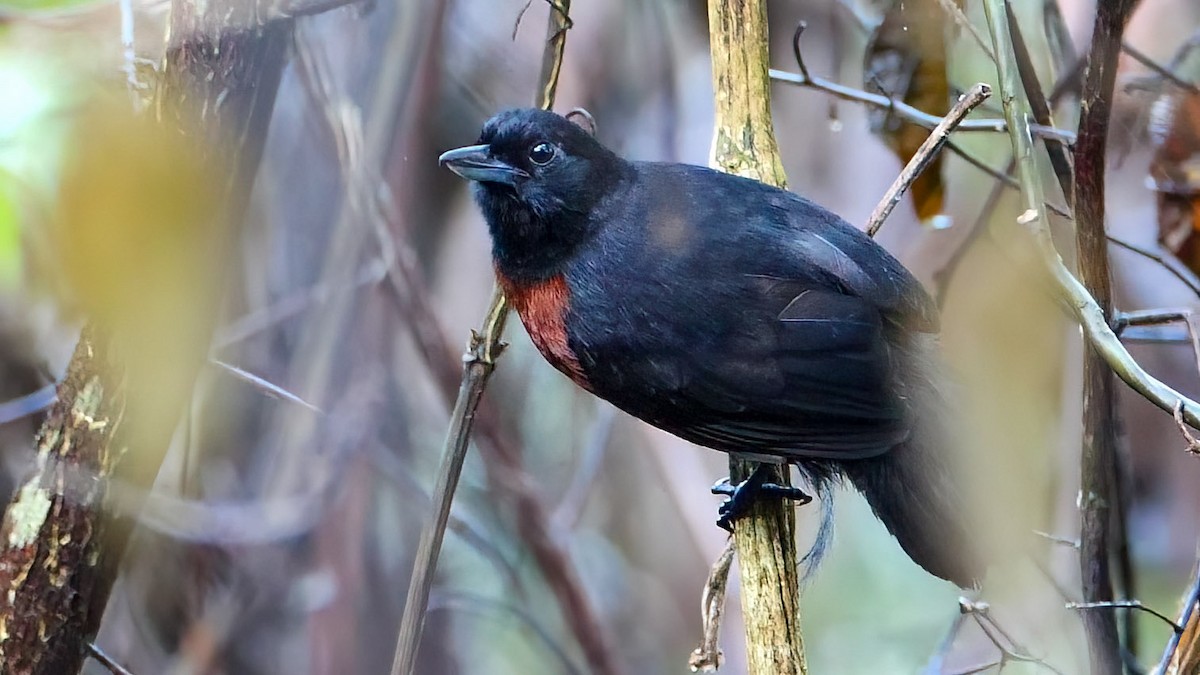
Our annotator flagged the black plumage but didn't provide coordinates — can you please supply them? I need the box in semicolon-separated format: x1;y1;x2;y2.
440;108;980;587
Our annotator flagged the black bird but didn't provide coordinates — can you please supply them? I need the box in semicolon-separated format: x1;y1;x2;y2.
439;108;980;587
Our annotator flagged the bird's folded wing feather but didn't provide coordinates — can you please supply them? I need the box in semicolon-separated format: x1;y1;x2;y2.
659;287;912;460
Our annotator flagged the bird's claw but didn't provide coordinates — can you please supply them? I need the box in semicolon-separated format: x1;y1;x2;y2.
711;468;811;532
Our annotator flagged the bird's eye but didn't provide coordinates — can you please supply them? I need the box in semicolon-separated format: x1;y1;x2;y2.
529;142;556;166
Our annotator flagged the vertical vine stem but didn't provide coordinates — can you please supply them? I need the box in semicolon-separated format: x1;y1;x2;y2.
706;0;807;673
1070;2;1140;672
389;3;572;674
980;1;1138;673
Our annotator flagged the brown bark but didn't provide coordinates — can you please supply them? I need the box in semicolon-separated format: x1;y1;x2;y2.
706;0;807;673
1073;2;1140;674
0;328;124;674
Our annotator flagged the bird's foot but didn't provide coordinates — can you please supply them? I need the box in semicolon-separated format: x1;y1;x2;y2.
711;466;812;532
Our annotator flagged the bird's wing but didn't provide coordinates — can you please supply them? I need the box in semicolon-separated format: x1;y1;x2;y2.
776;195;940;333
657;284;912;460
570;164;935;460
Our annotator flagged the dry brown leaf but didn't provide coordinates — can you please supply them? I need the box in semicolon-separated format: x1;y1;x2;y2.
1149;90;1200;274
863;0;953;222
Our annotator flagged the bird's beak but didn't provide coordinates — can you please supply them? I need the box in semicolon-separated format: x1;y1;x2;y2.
438;144;526;185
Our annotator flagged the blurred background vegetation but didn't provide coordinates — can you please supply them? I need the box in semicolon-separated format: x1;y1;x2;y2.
1;0;1200;673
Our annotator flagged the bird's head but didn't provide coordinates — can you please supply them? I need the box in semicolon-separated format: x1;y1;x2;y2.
439;108;628;281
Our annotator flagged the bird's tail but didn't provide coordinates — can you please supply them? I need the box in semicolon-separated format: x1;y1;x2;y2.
841;439;980;587
842;334;982;588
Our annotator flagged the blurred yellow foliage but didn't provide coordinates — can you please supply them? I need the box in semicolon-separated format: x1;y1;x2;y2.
50;94;231;462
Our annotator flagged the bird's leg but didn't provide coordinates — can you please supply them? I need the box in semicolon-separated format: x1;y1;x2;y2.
711;464;812;532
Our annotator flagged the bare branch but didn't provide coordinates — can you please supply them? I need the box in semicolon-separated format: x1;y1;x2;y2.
86;643;134;675
960;597;1065;674
708;2;806;673
390;5;623;675
772;23;1077;146
689;540;735;672
0;384;56;426
1034;529;1081;549
1047;0;1139;672
1005;1;1075;207
1114;309;1200;379
1068;601;1184;634
1155;561;1200;674
1106;236;1200;300
209;359;322;413
866;83;991;237
1121;42;1200;95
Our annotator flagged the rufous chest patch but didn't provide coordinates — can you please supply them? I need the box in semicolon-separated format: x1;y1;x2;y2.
497;271;588;386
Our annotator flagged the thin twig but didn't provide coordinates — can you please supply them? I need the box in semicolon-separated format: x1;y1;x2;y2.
1114;309;1200;376
0;383;57;426
932;156;1014;307
1034;529;1081;549
772;23;1077;146
934;0;996;63
1106;236;1200;299
390;4;596;675
923;611;967;674
1121;41;1200;95
208;359;322;413
1067;601;1184;634
87;643;135;675
960;598;1065;674
1005;1;1075;207
689;540;736;672
1155;561;1200;674
391;323;507;675
866;83;991;237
